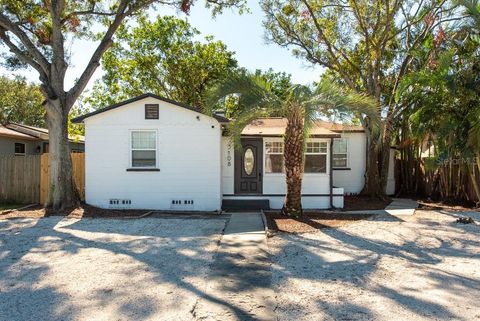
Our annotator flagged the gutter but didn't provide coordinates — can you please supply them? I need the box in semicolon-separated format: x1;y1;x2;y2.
330;138;334;209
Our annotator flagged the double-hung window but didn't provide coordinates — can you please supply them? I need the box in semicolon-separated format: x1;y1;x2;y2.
131;130;157;168
14;143;26;155
333;138;348;168
304;142;327;173
265;141;284;173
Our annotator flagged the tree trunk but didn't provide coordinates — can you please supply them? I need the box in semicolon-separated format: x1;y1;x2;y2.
468;161;480;207
45;99;78;211
282;105;304;217
379;127;393;196
361;139;385;197
361;119;392;198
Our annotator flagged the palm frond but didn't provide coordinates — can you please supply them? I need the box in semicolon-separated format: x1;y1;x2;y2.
312;80;380;123
206;70;282;149
205;70;280;115
228;106;276;150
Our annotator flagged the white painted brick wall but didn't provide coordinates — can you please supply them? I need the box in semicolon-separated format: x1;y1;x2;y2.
84;97;222;211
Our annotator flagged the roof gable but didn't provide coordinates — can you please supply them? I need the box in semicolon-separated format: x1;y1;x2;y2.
72;93;229;123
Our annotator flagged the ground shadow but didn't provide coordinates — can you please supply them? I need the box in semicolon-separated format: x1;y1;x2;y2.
0;215;263;321
269;210;480;320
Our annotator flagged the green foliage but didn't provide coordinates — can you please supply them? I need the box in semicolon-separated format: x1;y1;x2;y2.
260;0;461;121
396;22;480;160
84;15;237;111
254;68;293;100
0;75;45;126
208;71;378;148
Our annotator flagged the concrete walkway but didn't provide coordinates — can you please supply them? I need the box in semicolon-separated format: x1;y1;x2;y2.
384;198;418;215
335;198;418;216
193;213;275;321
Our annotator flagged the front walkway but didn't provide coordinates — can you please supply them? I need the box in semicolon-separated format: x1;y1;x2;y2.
194;213;275;321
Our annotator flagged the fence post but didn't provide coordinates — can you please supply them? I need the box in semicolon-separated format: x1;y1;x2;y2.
40;153;49;205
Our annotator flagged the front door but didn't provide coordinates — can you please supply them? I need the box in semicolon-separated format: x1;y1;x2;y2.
235;139;263;194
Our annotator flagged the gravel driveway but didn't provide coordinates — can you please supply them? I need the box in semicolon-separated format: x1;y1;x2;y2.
1;210;479;321
0;216;228;321
269;210;480;321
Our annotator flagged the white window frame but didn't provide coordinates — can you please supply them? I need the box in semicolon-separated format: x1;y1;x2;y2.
14;142;26;156
263;138;330;175
129;129;158;168
332;138;349;168
304;140;328;174
264;139;285;175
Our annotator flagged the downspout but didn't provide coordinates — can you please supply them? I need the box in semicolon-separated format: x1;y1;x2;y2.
330;137;334;209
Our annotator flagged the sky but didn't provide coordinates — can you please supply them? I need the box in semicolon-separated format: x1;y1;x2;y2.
0;0;323;91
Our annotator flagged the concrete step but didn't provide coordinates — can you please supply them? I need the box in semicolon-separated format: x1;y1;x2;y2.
222;199;270;211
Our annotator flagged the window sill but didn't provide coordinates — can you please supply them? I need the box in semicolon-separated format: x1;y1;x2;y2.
333;168;351;170
265;172;329;175
126;168;160;172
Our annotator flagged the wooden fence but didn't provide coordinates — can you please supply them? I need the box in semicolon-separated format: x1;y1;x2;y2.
0;153;84;205
0;155;41;204
40;153;85;204
395;158;480;205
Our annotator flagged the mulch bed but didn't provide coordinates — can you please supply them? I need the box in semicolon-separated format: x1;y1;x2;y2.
0;204;222;220
0;204;153;220
343;196;391;210
265;211;373;234
417;199;479;212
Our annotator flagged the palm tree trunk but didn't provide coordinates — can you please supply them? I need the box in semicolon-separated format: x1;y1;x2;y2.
282;105;304;217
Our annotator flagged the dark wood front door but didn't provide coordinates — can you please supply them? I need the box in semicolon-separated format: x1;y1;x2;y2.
235;139;263;194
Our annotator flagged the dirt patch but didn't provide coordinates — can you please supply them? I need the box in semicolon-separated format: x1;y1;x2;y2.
343;196;391;210
0;204;153;220
265;211;373;233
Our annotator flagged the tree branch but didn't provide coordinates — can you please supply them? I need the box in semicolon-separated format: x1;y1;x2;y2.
50;0;67;95
67;0;161;106
0;12;50;74
300;0;361;89
0;28;48;80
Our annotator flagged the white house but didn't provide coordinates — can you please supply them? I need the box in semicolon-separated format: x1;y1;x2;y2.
73;93;395;211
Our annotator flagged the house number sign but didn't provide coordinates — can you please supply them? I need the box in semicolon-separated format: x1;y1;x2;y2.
227;141;232;167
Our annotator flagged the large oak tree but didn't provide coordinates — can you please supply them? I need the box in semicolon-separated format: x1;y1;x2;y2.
0;0;245;210
261;0;463;197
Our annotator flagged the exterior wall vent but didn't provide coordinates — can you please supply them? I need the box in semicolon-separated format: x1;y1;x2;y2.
171;199;194;210
109;199;132;208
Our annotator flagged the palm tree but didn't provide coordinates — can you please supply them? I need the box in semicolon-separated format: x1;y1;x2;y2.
208;72;379;217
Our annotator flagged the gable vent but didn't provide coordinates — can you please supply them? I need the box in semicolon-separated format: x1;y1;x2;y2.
145;104;159;119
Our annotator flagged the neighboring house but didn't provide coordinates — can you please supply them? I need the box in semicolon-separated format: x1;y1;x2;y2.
72;93;395;211
0;123;84;156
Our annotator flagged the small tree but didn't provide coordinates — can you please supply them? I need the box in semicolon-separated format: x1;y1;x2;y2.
0;75;44;126
85;15;238;111
209;72;378;216
0;0;245;210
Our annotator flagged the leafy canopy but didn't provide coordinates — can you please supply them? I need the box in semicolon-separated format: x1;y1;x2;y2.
85;15;237;111
0;75;45;126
